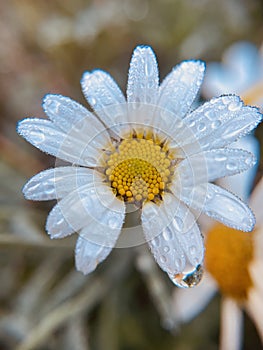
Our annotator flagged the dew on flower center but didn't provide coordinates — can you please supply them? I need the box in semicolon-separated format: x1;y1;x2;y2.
104;134;175;204
205;223;254;301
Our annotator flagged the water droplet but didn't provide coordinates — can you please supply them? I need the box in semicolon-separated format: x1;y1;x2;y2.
45;186;55;195
171;264;204;288
163;227;174;241
245;157;253;165
189;245;196;255
241;217;253;229
89;97;97;106
152;235;161;247
215;154;227;161
211;120;221;129
31;131;45;144
108;217;118;229
160;255;167;263
173;216;184;231
226;161;237;171
48;100;60;113
204;110;215;120
145;59;154;76
188;119;195;127
146;95;152;104
228;100;242;111
164;246;170;253
175;258;182;270
197;122;206;132
221;96;230;105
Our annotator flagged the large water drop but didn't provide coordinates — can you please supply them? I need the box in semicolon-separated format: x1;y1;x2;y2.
170;264;204;288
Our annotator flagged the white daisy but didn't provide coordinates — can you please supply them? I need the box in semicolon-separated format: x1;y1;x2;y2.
173;135;263;348
17;45;261;287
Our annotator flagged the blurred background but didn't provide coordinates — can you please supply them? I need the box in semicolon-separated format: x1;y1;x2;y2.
1;0;263;349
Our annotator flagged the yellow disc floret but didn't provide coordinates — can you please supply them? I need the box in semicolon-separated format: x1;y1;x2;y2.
205;223;254;301
105;136;174;204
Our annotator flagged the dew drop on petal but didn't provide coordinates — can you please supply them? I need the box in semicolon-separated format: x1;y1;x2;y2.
170;264;204;288
226;161;237;171
31;131;46;144
89;97;97;106
160;255;167;263
163;227;174;241
228;100;242;111
107;217;119;230
197;122;206;132
214;154;227;162
189;245;197;255
245;156;253;165
211;120;221;129
152;235;161;247
173;216;184;231
163;246;170;253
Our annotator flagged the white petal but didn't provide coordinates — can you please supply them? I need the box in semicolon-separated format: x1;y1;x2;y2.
172;273;217;323
172;182;255;231
158;60;205;119
141;194;204;276
246;288;263;344
170;95;243;147
17;118;105;167
75;218;122;274
127;46;159;105
218;135;260;201
249;177;263;225
42;94;109;147
46;177;125;239
81;69;127;131
23;167;93;201
75;236;112;275
174;148;256;188
220;297;243;350
179;102;261;154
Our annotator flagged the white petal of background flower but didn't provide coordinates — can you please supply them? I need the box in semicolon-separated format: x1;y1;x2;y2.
174;183;255;231
46;179;125;240
172;273;217;323
249;177;263;226
246;288;263;344
158;60;205;119
220;297;243;350
23;167;93;201
203;42;263;98
17;118;105;167
174;148;256;188
127;45;159;105
43;94;110;148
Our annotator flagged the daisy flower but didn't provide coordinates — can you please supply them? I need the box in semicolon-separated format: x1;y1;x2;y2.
173;135;263;348
202;41;263;107
17;45;261;287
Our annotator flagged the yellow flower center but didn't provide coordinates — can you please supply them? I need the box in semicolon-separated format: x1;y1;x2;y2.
205;223;254;301
105;134;175;204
